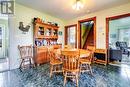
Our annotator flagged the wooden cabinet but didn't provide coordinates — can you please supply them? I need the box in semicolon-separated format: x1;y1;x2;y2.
94;49;107;65
34;22;59;46
34;46;48;64
33;18;60;65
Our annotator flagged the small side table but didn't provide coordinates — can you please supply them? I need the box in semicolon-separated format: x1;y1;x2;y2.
94;49;107;65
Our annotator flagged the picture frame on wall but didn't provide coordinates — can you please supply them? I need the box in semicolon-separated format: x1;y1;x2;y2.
58;31;62;35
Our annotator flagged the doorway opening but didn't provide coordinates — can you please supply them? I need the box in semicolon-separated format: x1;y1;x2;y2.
106;13;130;66
78;17;96;49
64;24;77;48
0;16;9;72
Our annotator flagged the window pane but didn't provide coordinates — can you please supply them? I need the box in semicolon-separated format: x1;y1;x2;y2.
67;26;76;48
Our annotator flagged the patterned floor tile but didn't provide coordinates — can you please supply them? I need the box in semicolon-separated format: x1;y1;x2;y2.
0;63;130;87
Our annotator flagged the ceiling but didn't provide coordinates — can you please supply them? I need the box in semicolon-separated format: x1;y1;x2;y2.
16;0;130;20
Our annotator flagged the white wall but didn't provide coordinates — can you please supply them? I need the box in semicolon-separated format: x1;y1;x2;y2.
8;3;65;69
66;3;130;49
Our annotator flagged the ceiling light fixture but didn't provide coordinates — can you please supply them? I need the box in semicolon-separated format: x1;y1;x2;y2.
72;0;84;11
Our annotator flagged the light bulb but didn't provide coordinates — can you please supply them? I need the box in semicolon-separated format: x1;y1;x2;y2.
72;0;84;10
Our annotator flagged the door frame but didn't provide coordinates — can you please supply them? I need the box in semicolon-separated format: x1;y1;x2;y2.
106;13;130;49
78;17;96;49
64;24;77;48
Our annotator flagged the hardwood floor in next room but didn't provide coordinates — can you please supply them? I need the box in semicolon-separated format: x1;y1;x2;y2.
0;64;130;87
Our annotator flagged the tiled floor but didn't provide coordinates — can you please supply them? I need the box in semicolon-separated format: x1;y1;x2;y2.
121;55;130;65
0;63;130;87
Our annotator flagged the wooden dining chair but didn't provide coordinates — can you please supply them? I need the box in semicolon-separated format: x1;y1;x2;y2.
49;47;63;78
64;45;72;49
79;49;93;75
87;46;95;62
62;50;80;87
18;45;34;70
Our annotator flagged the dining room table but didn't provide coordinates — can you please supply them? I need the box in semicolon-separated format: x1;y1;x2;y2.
53;48;91;59
52;48;91;83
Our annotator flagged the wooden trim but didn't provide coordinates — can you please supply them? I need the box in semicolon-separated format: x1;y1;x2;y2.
106;18;109;49
65;24;77;28
106;13;130;63
106;13;130;21
64;24;77;48
64;27;68;45
78;21;80;48
94;17;96;49
78;17;96;49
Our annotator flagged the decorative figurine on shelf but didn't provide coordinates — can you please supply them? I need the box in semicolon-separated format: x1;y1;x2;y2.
19;22;30;34
54;23;58;26
33;17;37;22
58;31;62;35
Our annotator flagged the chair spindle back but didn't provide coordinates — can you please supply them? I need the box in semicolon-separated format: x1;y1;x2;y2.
18;45;33;59
62;50;80;71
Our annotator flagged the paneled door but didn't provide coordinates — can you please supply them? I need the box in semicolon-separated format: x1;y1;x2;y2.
78;17;96;49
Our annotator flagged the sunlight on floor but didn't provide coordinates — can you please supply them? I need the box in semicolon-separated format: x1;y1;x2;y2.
0;73;4;87
0;58;9;72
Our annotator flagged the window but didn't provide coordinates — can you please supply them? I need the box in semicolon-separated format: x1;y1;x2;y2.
68;26;76;44
65;24;77;48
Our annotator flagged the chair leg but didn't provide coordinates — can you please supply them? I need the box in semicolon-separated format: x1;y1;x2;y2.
29;58;32;68
76;74;79;87
19;59;24;70
64;72;67;86
50;65;53;78
88;64;93;76
79;63;82;74
31;57;35;67
23;59;26;69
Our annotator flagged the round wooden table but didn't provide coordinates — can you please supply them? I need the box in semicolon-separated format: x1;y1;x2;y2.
54;48;90;58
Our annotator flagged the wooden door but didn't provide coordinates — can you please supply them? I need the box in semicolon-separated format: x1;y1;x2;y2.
78;17;96;49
